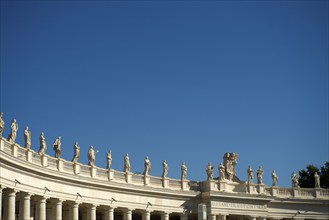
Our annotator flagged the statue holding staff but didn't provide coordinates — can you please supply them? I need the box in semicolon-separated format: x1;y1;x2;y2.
24;126;31;150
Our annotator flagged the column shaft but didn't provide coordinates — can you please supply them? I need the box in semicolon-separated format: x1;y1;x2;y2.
4;190;16;220
72;203;79;220
161;212;169;220
19;193;31;220
36;197;47;220
124;209;132;220
143;211;151;220
87;204;97;220
55;199;63;220
104;207;114;220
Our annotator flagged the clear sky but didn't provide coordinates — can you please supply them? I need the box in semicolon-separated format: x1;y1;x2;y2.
1;0;328;187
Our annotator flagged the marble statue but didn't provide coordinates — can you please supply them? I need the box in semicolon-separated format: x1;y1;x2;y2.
143;156;151;176
181;162;187;180
256;166;263;184
106;150;112;169
272;170;278;186
162;160;168;178
52;136;62;158
124;153;131;172
206;162;214;180
218;163;226;181
0;112;4;136
8;119;18;143
247;165;253;184
39;132;47;155
24;126;31;150
71;142;80;163
223;152;238;181
314;172;320;188
291;171;299;188
88;145;98;166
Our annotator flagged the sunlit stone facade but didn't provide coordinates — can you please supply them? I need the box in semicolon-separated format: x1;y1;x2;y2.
0;136;328;220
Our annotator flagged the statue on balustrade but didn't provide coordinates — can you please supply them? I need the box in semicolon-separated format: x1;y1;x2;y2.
181;162;187;180
88;145;98;166
124;153;131;172
291;171;300;188
206;162;214;180
143;156;151;176
162;160;168;178
223;152;238;181
314;172;321;188
39;132;47;155
24;126;31;150
0;112;4;137
256;166;263;184
71;142;80;163
247;165;253;184
272;170;278;186
107;150;112;169
52;136;62;158
218;163;226;181
8;119;18;143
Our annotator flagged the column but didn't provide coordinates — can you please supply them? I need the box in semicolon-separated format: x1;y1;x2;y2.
104;207;114;220
249;217;257;220
19;192;31;220
181;213;188;220
220;215;227;220
0;187;3;220
161;212;169;220
143;210;151;220
35;196;47;220
4;189;16;220
124;209;132;220
72;202;79;220
86;204;97;220
209;214;216;220
55;199;63;220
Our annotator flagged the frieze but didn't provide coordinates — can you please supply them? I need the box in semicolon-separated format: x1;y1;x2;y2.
211;201;267;210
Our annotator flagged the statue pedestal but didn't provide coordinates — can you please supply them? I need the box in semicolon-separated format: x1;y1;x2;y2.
41;155;48;166
256;184;265;194
271;186;278;196
203;180;218;191
247;183;257;194
162;178;169;188
0;138;4;151
218;180;227;192
218;180;245;193
73;163;80;175
90;165;97;178
57;159;63;171
292;187;300;197
181;180;189;191
144;175;150;185
314;188;321;198
125;172;132;183
26;150;32;162
108;169;114;181
11;144;17;157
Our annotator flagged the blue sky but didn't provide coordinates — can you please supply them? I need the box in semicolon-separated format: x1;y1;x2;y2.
1;1;328;187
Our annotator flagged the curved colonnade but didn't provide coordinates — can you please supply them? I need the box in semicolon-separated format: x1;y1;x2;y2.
0;137;329;220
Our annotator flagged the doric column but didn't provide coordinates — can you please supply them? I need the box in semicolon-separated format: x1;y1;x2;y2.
181;213;189;220
104;206;115;220
209;214;216;220
161;212;170;220
54;199;63;220
4;189;16;220
220;215;227;220
143;210;151;220
124;208;133;220
35;196;47;220
86;204;97;220
19;192;31;220
72;202;79;220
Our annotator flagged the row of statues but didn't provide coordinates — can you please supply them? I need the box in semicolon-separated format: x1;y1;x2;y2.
0;114;322;187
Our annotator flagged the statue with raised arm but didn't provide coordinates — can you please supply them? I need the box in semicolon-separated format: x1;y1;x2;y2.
124;153;131;172
181;162;187;180
106;150;112;169
143;156;151;176
206;162;214;180
71;142;80;163
162;160;168;178
52;136;61;158
314;172;320;188
291;171;299;188
218;163;226;181
88;145;98;166
272;170;278;186
223;152;238;181
39;132;47;155
8;119;18;143
247;165;253;184
256;166;263;184
24;126;31;150
0;112;4;137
